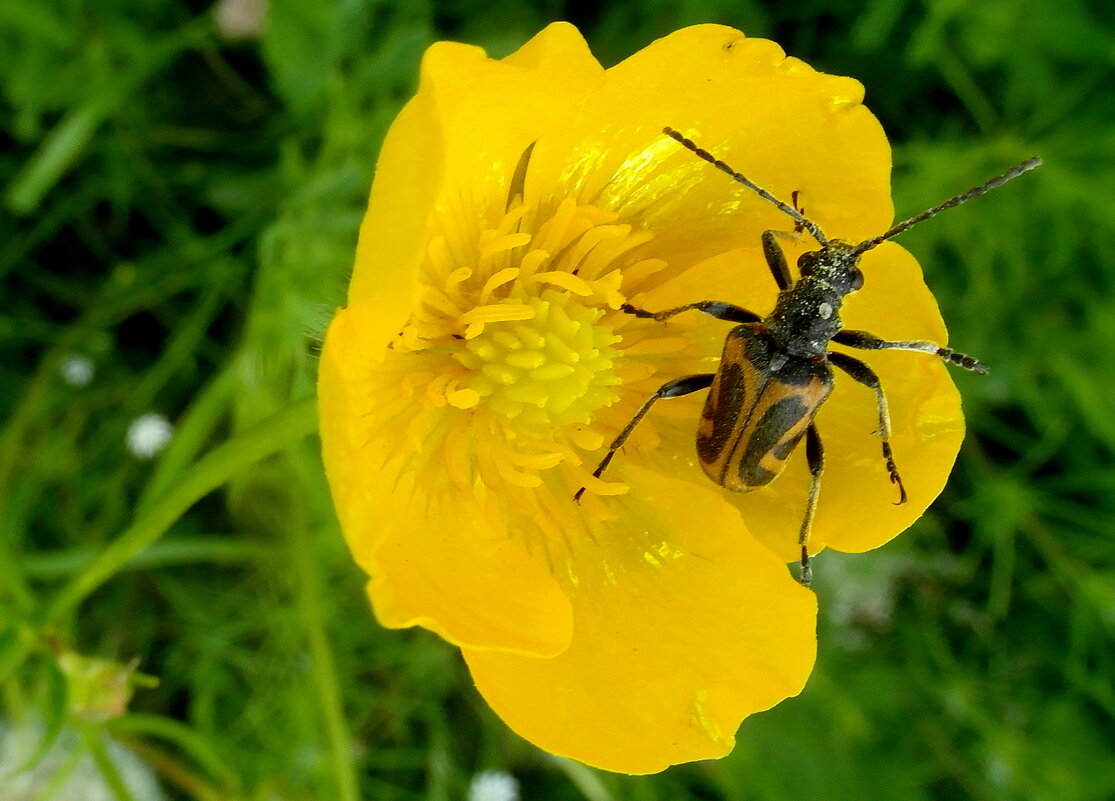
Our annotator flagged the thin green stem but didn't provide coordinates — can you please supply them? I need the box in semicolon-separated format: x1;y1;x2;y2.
80;721;138;801
288;449;361;801
110;713;240;798
553;757;615;801
20;537;270;578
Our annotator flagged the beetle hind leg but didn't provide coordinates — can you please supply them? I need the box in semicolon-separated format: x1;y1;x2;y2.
799;424;824;588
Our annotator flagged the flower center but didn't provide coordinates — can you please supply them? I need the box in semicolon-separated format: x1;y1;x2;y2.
380;197;686;501
454;290;622;426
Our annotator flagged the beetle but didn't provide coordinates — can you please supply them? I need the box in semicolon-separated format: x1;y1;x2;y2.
576;127;1041;586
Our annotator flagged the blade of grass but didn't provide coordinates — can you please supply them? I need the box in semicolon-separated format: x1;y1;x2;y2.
80;721;138;801
135;363;239;515
553;757;615;801
42;395;318;625
4;17;211;215
287;446;360;801
110;713;240;796
293;539;362;801
20;536;271;578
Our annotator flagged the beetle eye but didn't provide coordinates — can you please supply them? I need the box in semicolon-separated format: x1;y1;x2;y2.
797;252;819;276
850;268;865;291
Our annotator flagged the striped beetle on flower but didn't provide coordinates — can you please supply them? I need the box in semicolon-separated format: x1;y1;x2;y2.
579;127;1041;585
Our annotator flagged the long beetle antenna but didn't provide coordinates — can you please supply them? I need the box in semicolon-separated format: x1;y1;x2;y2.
663;127;830;247
663;126;1042;258
853;157;1043;255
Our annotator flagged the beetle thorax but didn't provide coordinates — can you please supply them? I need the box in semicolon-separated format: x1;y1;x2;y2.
763;241;864;357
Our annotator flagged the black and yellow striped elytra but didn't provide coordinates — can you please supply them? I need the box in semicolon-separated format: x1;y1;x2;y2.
575;127;1042;587
697;324;832;492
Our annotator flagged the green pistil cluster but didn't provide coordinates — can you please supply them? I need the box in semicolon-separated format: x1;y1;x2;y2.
456;291;622;426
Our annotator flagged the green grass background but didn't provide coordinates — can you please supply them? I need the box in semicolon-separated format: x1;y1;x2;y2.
2;0;1113;799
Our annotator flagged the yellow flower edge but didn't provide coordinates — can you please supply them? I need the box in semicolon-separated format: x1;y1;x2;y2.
319;21;965;772
464;465;816;775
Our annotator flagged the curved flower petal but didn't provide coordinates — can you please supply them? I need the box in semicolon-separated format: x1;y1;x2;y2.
523;24;893;273
320;20;970;774
464;466;816;774
320;308;574;655
346;22;605;348
323;23;611;655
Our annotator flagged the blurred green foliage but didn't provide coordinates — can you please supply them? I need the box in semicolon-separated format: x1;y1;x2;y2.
1;0;1113;799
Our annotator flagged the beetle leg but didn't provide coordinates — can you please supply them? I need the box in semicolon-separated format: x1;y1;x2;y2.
620;300;760;324
833;329;988;374
799;423;824;588
827;351;908;505
761;229;798;290
574;373;715;502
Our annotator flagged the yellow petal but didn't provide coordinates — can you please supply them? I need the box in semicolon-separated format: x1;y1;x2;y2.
343;66;442;350
499;20;602;84
523;25;892;275
463;466;816;774
346;23;605;350
370;495;575;656
319;309;574;655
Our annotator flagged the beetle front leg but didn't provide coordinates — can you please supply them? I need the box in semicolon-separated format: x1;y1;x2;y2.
620;300;761;324
574;373;715;502
833;329;988;374
760;229;797;291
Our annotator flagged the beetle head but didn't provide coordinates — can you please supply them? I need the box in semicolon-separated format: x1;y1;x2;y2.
798;241;865;295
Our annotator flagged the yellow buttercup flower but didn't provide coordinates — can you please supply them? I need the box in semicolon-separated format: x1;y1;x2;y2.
319;23;964;773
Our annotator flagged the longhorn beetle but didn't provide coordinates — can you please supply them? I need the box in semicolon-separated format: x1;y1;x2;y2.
576;127;1041;587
